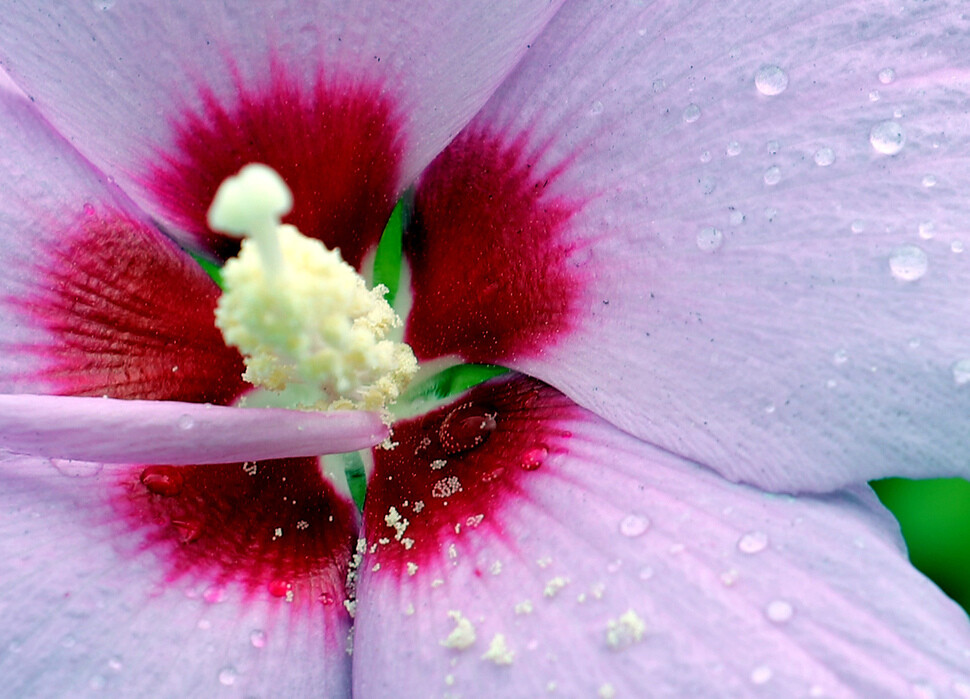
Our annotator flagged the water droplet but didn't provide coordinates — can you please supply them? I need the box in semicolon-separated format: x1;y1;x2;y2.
250;629;267;648
177;414;195;430
850;219;865;234
651;78;666;93
171;518;202;543
921;174;937;188
218;666;238;686
638;567;654;580
108;656;123;671
869;121;906;155
319;591;335;606
267;579;290;597
763;166;781;186
203;585;225;604
877;67;896;84
911;681;937;699
765;599;794;622
893;107;904;119
755;65;788;96
438;402;497;455
868;89;881;102
589;100;604;116
889;245;928;282
720;569;740;586
764;207;778;222
50;458;102;478
952;359;970;385
813;147;835;167
521;446;548;471
833;349;849;366
750;665;773;685
918;221;935;240
619;514;650;538
82;202;96;217
682;103;701;123
696;227;723;252
89;675;107;691
699;176;717;195
140;465;184;496
737;530;768;554
726;141;741;157
92;0;116;9
766;140;779;155
729;210;745;226
951;240;964;254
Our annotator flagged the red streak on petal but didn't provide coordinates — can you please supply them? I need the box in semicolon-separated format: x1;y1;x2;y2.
13;208;246;404
364;376;575;574
114;458;357;610
146;65;404;269
404;129;585;363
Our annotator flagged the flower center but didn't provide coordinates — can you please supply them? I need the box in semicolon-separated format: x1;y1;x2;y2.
209;163;417;413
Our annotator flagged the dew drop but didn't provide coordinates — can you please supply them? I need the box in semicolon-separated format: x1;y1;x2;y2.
918;221;935;240
813;147;835;167
921;174;937;188
720;569;740;586
438;402;497;455
92;0;116;9
765;599;794;622
726;140;741;157
951;240;964;254
267;579;290;597
766;140;779;155
50;458;103;478
82;202;96;217
521;446;548;471
651;78;666;93
203;585;226;604
869;121;906;155
699;176;717;195
754;65;788;96
638;567;654;581
171;518;203;544
868;89;881;102
177;414;195;430
218;666;238;686
833;349;849;366
140;465;184;496
889;245;928;282
750;665;773;685
737;530;769;554
877;67;896;84
589;100;604;116
850;219;865;234
729;210;745;226
763;166;781;186
682;103;701;123
696;226;724;252
250;629;267;648
952;359;970;386
619;514;650;538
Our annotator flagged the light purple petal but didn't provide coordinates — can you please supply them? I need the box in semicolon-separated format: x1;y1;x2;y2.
446;0;970;491
0;0;563;251
0;454;356;696
0;395;386;463
353;378;970;697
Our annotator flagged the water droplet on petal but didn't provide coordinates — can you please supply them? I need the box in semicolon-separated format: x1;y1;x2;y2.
729;210;745;226
720;569;740;586
951;240;964;254
619;514;650;538
171;518;203;543
218;666;238;686
763;166;781;186
911;681;937;699
878;67;896;84
850;219;865;234
737;530;768;554
140;465;184;496
766;140;779;155
813;147;835;166
869;89;881;102
521;446;548;471
699;150;712;163
889;245;928;282
50;458;103;478
203;585;226;604
652;78;666;93
438;402;497;455
82;202;96;217
589;100;604;116
696;227;724;252
921;174;937;188
250;630;267;648
750;665;773;685
638;567;654;580
918;221;935;240
869;121;906;155
833;349;849;366
952;359;970;385
726;141;741;157
754;65;788;96
267;579;290;597
682;103;701;123
177;414;195;430
765;599;794;622
92;0;116;10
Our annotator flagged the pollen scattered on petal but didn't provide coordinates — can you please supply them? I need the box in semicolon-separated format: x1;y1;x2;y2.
210;164;416;413
441;610;476;650
481;633;515;665
606;609;646;650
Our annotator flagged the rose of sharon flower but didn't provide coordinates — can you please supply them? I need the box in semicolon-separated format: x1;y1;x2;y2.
0;1;969;697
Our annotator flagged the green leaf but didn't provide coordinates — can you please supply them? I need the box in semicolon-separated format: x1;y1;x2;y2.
342;451;368;511
189;251;224;289
372;194;410;306
403;363;510;403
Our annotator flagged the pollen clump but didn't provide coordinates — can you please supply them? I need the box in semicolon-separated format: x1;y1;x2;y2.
209;163;416;412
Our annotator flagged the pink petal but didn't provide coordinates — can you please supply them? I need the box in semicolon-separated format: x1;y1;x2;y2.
353;377;970;696
0;1;563;260
404;0;970;491
0;454;356;696
0;88;247;404
0;395;386;463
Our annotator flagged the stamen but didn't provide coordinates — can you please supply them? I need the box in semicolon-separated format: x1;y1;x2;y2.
208;164;417;413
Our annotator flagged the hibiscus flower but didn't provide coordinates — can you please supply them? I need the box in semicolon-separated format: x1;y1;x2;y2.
0;1;968;696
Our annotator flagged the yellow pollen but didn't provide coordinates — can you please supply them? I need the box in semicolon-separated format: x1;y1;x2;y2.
208;163;417;412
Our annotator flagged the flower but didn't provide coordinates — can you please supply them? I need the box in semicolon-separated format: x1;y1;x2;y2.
0;1;969;697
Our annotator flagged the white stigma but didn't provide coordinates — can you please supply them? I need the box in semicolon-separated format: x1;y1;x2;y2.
208;163;417;413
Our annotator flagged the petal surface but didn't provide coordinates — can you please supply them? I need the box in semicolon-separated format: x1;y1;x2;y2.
404;1;970;491
353;377;970;697
0;454;358;696
0;0;563;260
0;88;247;404
0;395;386;464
